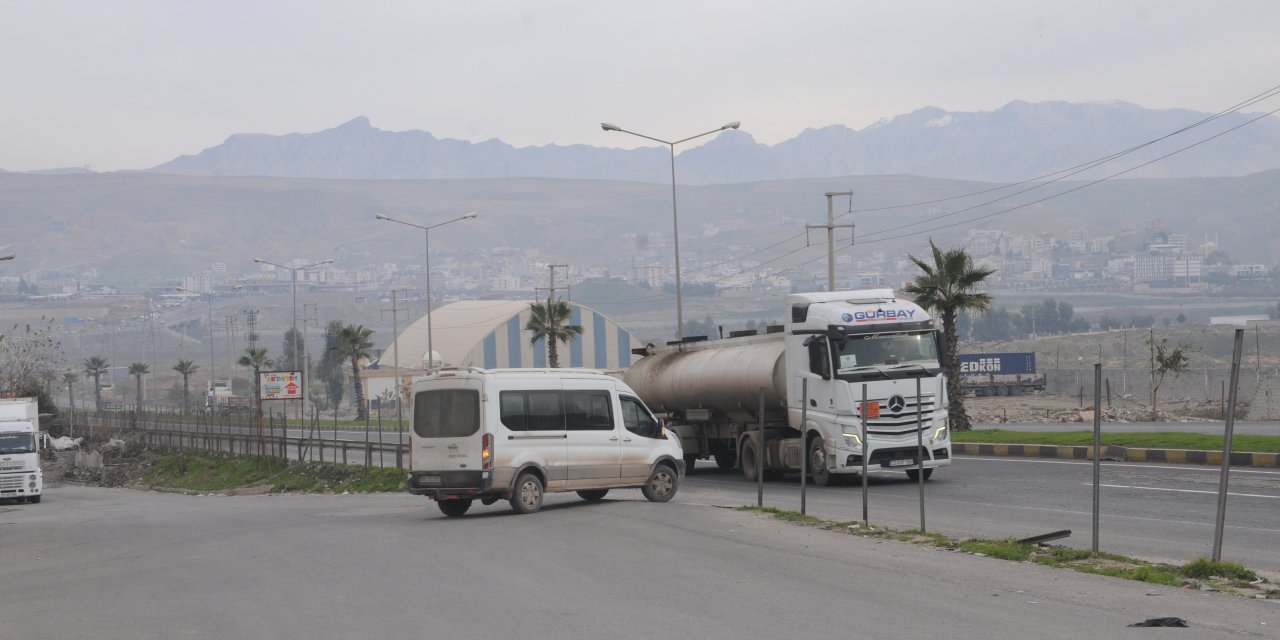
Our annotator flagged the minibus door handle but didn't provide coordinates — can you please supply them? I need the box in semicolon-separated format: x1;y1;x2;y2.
621;437;631;442
609;436;619;441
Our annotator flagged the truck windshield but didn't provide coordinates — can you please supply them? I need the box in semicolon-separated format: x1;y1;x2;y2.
834;331;939;376
0;432;36;454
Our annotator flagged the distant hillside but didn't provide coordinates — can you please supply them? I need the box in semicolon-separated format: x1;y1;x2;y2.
148;101;1280;183
3;170;1279;283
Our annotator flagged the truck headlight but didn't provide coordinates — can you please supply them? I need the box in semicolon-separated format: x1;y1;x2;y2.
930;424;948;442
29;474;37;481
842;433;862;446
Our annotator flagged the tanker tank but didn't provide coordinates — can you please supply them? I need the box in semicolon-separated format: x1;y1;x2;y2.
623;334;787;414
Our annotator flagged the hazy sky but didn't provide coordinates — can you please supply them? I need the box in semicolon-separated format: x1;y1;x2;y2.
3;1;1277;171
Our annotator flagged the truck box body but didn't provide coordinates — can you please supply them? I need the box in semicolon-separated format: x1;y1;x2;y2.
960;352;1045;396
0;398;44;503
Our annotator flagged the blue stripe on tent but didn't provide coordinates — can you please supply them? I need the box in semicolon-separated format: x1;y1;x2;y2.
533;333;546;367
507;316;522;367
483;333;497;369
570;307;583;368
617;328;631;367
594;313;607;368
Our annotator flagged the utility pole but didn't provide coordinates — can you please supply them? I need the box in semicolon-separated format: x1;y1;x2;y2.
806;192;855;292
381;291;410;468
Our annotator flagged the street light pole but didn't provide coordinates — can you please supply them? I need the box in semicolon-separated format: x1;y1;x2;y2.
177;286;243;410
252;258;333;372
375;212;478;371
601;120;740;339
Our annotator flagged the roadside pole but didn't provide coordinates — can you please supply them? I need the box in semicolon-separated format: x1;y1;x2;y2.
861;383;869;525
1212;329;1245;562
915;377;925;533
800;379;808;515
1092;362;1102;553
757;387;765;507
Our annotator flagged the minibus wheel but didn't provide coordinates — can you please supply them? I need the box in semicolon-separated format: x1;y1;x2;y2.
642;464;678;502
510;472;544;514
906;468;933;482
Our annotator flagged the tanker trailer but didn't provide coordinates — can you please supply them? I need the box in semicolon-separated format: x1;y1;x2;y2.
624;289;953;484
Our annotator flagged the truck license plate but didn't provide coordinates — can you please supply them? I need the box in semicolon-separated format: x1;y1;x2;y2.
420;475;441;484
888;459;914;467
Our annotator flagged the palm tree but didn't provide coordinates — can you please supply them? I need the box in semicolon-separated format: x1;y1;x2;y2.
525;298;583;368
82;356;110;411
238;348;274;418
332;324;374;420
173;359;199;414
903;240;996;432
128;363;150;410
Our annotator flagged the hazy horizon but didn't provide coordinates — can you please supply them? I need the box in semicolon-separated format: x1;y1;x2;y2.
3;1;1278;172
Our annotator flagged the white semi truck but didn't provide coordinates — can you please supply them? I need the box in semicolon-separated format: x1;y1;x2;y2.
0;398;45;503
623;289;951;485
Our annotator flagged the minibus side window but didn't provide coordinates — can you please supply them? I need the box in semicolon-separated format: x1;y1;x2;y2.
500;391;528;431
565;390;614;431
621;395;660;439
526;390;565;431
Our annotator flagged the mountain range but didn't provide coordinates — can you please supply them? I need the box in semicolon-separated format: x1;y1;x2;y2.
147;101;1280;183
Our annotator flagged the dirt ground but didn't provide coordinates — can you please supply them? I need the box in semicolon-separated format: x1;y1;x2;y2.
964;392;1222;424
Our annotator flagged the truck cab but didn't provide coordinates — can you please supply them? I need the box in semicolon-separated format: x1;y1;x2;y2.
0;398;44;504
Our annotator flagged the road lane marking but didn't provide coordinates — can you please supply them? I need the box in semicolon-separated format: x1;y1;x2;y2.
958;456;1280;476
1087;483;1280;500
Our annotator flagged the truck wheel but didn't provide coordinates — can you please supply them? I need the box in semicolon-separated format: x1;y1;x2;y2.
576;489;608;501
28;495;41;504
740;438;761;481
906;468;934;482
683;454;699;475
715;450;736;471
437;499;472;517
809;438;831;487
510;472;544;514
641;464;679;502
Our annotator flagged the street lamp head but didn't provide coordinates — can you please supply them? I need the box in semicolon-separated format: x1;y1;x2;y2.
723;121;741;130
0;254;14;261
463;212;478;219
322;259;335;264
375;214;390;220
600;123;621;132
253;258;265;264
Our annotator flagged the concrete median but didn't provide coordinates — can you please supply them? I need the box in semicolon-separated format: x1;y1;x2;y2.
953;442;1280;468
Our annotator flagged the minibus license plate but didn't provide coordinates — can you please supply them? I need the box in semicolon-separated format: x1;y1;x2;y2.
421;475;441;484
888;459;914;467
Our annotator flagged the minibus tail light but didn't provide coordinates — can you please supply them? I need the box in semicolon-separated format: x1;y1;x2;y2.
481;433;493;470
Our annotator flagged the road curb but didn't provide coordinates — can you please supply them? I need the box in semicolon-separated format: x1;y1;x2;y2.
953;443;1280;468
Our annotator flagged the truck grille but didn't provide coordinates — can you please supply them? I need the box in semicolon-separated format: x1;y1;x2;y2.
0;475;24;491
864;393;937;434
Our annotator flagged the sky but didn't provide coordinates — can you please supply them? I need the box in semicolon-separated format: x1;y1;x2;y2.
2;0;1278;172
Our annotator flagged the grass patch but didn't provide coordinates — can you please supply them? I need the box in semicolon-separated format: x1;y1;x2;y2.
737;506;1272;598
138;452;406;494
955;429;1280;453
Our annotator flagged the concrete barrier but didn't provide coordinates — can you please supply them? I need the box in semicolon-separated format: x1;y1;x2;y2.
953;443;1280;468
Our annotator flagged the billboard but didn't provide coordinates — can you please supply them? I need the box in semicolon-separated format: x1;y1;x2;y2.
959;352;1037;376
259;371;303;400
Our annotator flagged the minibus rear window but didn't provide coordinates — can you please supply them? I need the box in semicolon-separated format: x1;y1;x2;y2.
413;389;480;438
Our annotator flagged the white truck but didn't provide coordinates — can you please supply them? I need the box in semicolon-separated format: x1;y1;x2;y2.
623;289;951;485
0;398;45;503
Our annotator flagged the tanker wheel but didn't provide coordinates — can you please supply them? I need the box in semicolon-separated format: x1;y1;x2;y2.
809;437;831;487
715;450;737;471
740;438;761;481
906;468;933;482
684;454;699;475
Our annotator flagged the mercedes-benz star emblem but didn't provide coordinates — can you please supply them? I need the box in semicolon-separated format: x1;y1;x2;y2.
887;395;906;414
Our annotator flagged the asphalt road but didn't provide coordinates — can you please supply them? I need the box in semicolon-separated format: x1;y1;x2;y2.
3;486;1277;640
683;456;1280;574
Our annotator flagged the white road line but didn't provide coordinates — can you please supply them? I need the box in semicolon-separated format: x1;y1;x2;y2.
958;455;1280;476
1088;483;1280;500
